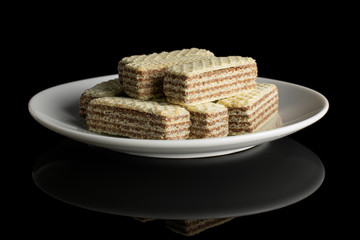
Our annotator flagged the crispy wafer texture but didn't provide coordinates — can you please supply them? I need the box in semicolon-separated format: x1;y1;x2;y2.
119;48;214;68
118;48;215;100
184;102;228;139
82;49;280;140
165;218;235;236
86;97;191;140
79;78;124;118
164;56;258;105
168;56;256;76
217;83;279;135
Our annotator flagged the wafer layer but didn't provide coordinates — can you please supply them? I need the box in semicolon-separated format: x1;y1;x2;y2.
165;218;234;236
184;102;228;139
164;56;257;105
79;78;124;118
118;48;214;100
217;83;278;135
86;97;191;140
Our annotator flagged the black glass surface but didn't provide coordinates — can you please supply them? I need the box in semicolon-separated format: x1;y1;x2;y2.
33;137;324;220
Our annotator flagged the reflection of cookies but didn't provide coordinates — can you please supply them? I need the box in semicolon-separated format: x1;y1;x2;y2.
164;56;257;105
79;78;123;118
118;48;214;100
184;102;228;139
257;113;283;132
86;97;191;140
165;218;235;236
217;83;279;135
133;217;156;223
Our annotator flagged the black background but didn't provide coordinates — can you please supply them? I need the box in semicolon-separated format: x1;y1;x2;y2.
11;4;355;239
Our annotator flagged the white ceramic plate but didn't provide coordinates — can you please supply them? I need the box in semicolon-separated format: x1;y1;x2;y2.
29;75;329;158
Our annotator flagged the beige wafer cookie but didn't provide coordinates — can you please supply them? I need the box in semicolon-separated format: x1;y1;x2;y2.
164;56;257;105
184;102;228;139
217;83;279;135
86;97;191;140
118;48;214;100
79;78;124;118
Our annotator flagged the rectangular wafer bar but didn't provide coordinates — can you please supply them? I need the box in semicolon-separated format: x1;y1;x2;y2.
79;78;124;118
184;102;228;139
217;83;279;135
118;48;214;100
86;97;191;140
163;56;258;105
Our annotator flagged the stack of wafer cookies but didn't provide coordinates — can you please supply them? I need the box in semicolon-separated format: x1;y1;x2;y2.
118;48;214;100
80;48;280;141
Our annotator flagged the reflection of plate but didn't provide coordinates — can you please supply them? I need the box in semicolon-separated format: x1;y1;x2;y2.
28;75;329;158
33;137;325;219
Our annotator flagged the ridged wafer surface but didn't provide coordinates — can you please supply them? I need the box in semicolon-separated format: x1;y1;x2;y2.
79;78;123;117
120;48;214;66
83;78;123;97
217;83;276;108
184;102;228;114
167;56;256;76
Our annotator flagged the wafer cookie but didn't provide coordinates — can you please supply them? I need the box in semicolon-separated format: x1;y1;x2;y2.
86;97;191;140
184;102;228;139
79;78;124;118
164;56;257;105
217;83;278;135
118;48;214;100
